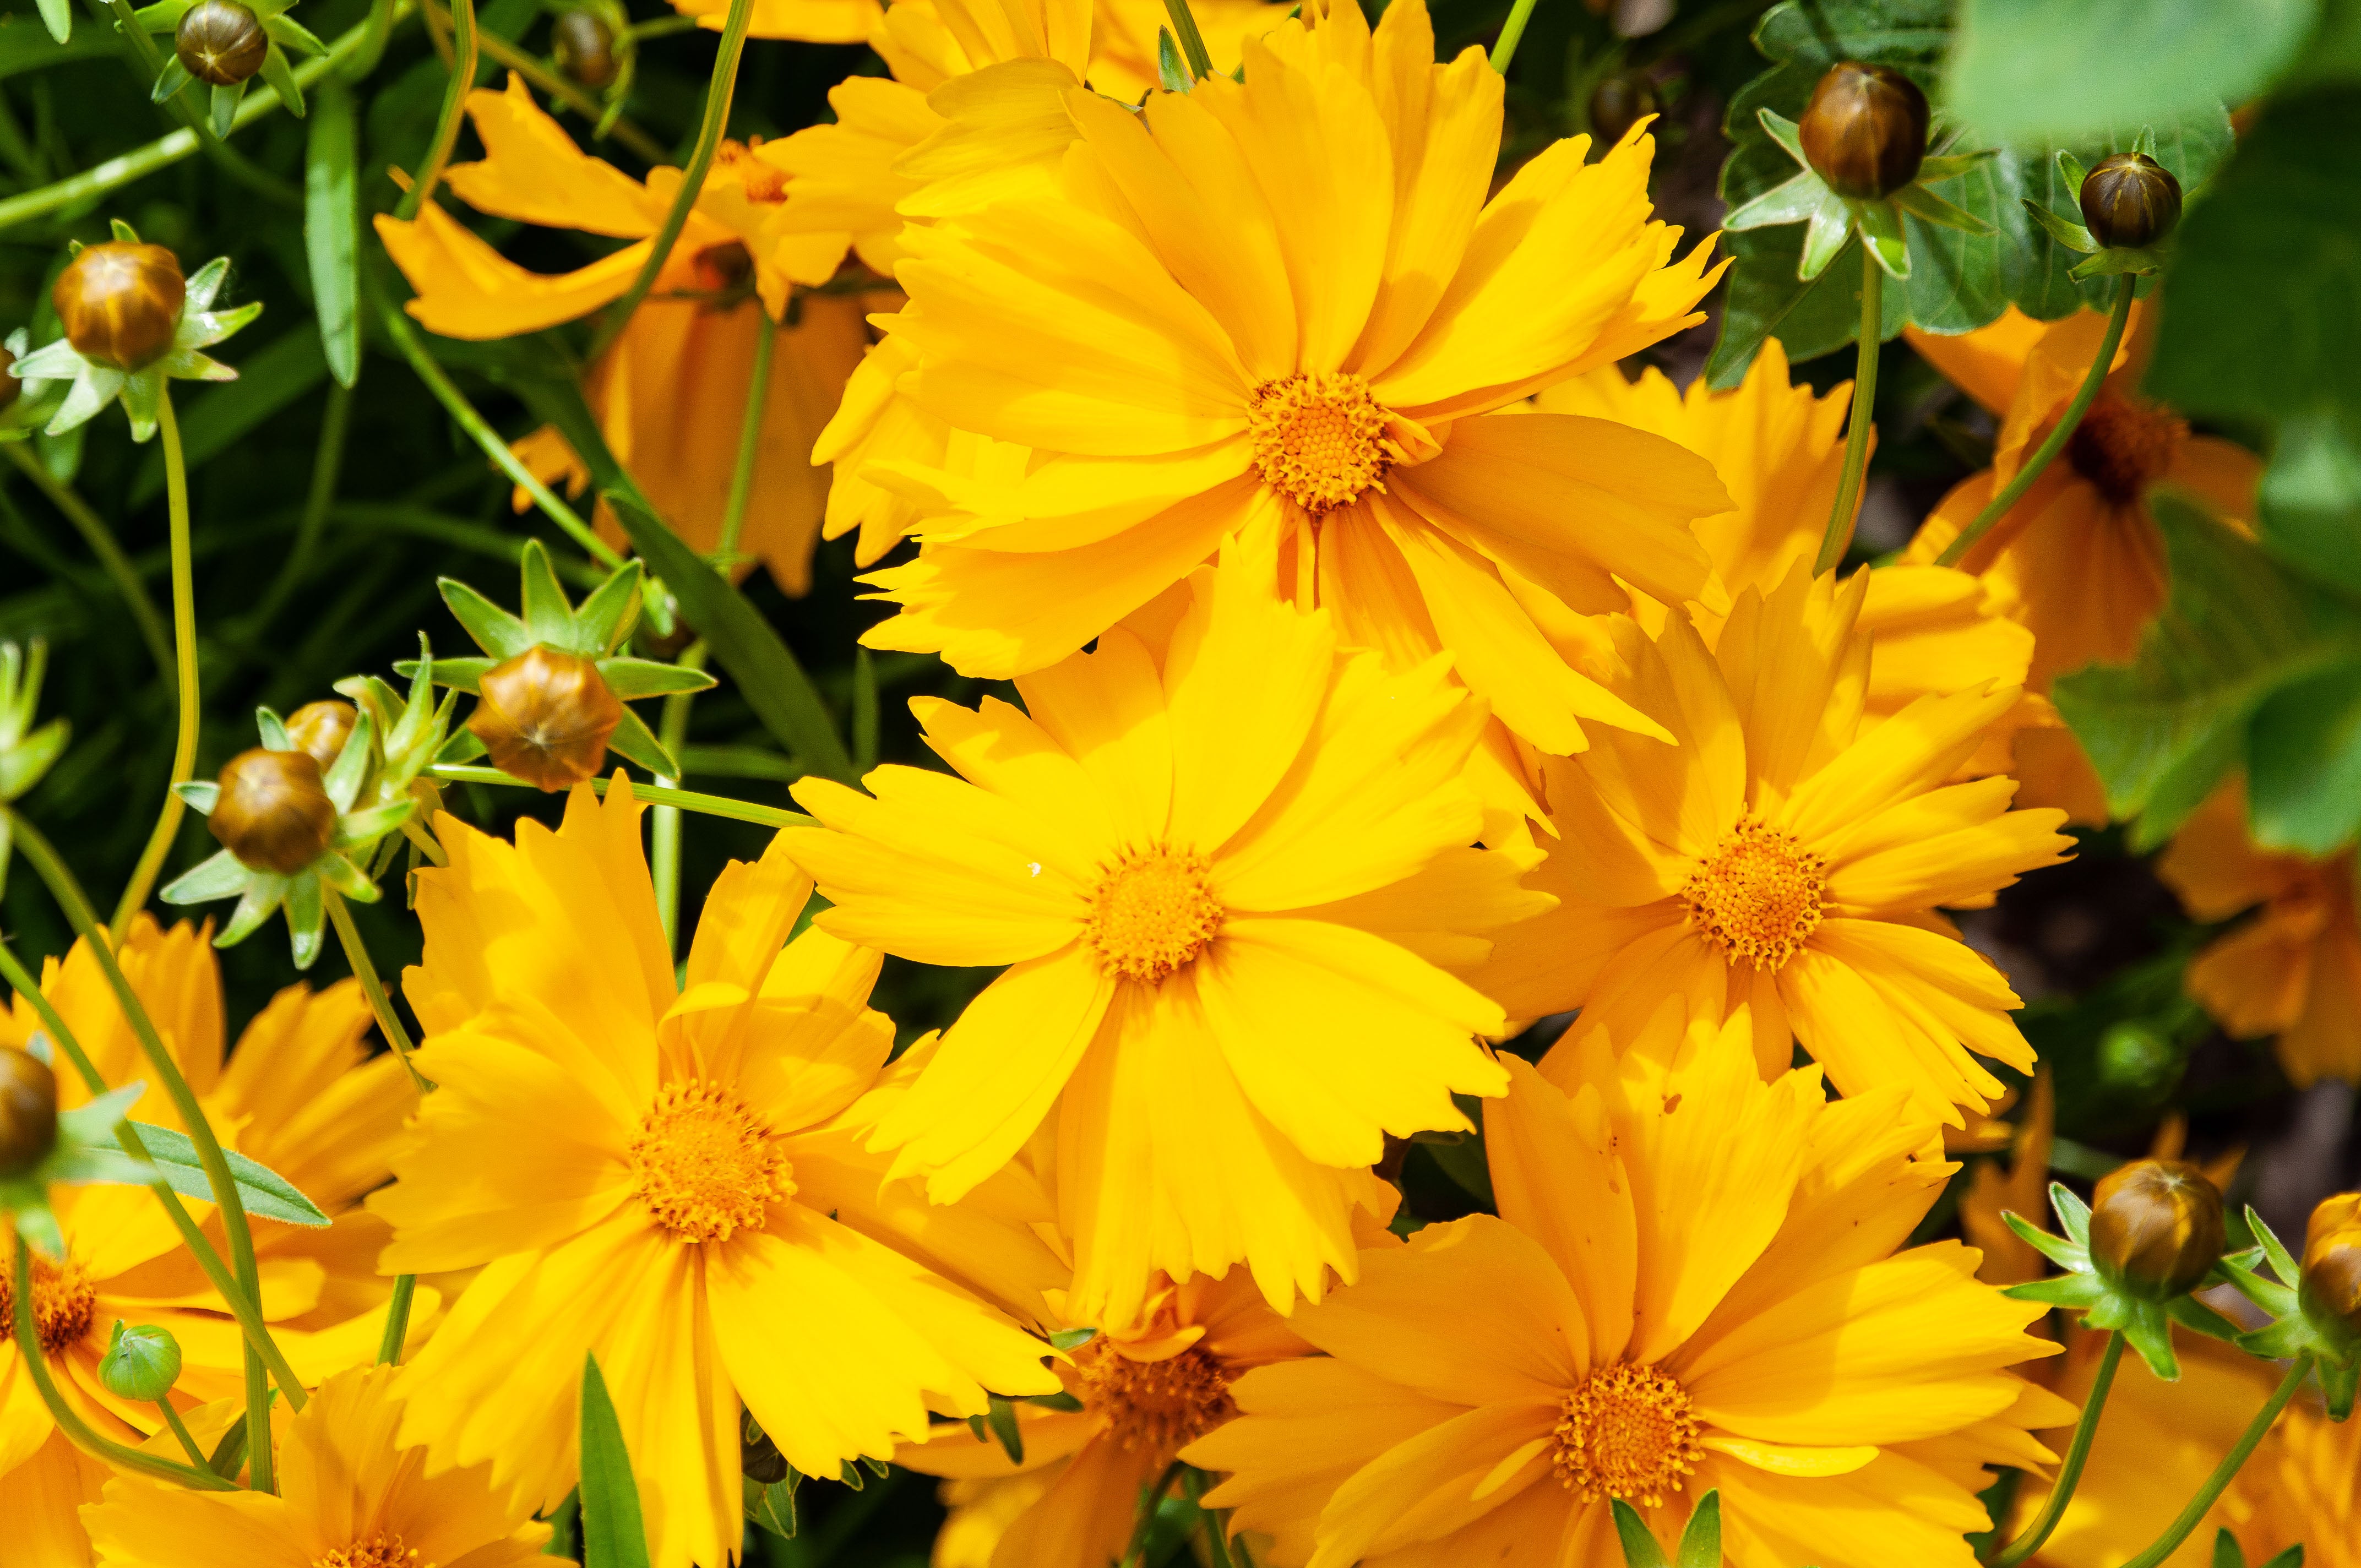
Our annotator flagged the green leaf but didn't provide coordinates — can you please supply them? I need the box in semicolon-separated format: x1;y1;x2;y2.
130;332;329;505
579;1354;653;1568
437;579;534;661
2247;1204;2300;1286
2257;413;2361;596
1675;1491;1721;1568
2053;496;2361;847
35;0;70;43
304;81;361;390
2001;1210;2087;1269
597;659;718;700
1157;26;1189;94
984;1394;1024;1465
0;21;115;72
519;540;577;651
160;848;252;904
2259;1546;2305;1568
603;705;680;779
124;1122;331;1226
2213;1526;2248;1568
1611;1500;1669;1568
2247;657;2361;853
1946;0;2314;145
574;562;645;654
744;1473;799;1539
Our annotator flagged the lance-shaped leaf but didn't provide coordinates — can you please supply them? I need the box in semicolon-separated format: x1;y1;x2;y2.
126;1122;331;1226
580;1354;654;1568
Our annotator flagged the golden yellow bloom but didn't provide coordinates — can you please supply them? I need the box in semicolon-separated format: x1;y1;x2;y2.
2157;780;2361;1086
1187;1021;2068;1568
1960;1072;2054;1287
784;549;1544;1322
854;0;1726;761
373;780;1061;1568
670;0;880;42
376;75;869;594
1476;564;2070;1123
83;1364;561;1568
2229;1395;2361;1568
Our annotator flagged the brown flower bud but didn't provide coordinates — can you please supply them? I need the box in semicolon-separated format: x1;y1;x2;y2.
209;748;336;874
2300;1193;2361;1355
53;242;186;372
284;700;358;771
175;0;268;86
551;10;618;90
0;342;19;413
2079;151;2182;251
1588;72;1660;150
467;646;624;792
1798;62;1928;201
2088;1158;2226;1301
0;1046;59;1178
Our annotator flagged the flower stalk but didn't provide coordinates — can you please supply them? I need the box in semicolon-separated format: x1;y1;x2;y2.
650;641;708;950
1488;0;1541;74
1816;241;1882;574
427;763;807;829
1162;0;1215;79
322;885;426;1090
2116;1354;2310;1568
1988;1330;2122;1567
112;386;199;939
376;1271;417;1364
394;0;475;221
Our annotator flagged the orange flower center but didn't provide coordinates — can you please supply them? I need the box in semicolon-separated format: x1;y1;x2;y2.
628;1079;794;1243
1077;1340;1236;1454
1679;816;1827;971
714;138;787;204
1550;1364;1705;1506
0;1253;96;1356
1085;847;1223;984
2064;395;2186;507
1248;372;1398;515
316;1537;426;1568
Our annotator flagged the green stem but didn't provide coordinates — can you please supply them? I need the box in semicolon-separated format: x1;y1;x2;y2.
11;1240;241;1491
1815;241;1883;575
157;1400;209;1468
1123;1462;1186;1568
1162;0;1216;79
650;641;709;951
321;888;427;1091
589;0;757;358
376;1274;418;1365
1936;274;2135;570
1183;1469;1236;1568
1488;0;1543;72
1;441;173;688
111;387;198;941
2117;1355;2309;1568
426;764;809;829
91;0;301;208
396;0;477;221
344;0;400;80
244;380;352;636
715;318;775;563
429;0;668;164
618;14;698;41
1990;1331;2123;1567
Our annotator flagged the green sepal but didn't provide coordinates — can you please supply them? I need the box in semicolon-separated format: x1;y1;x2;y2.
437;579;534;660
520;540;577;651
285;871;324;969
257;43;301;117
2217;1253;2300;1320
983;1395;1022;1466
1157;26;1189;94
2132;125;2159;160
1674;1490;1721;1568
1611;1499;1668;1568
119;369;162;443
1027;1390;1084;1412
574;559;646;654
1915;152;1991;182
320;706;376;812
256;706;293;751
744;1472;799;1539
1047;1327;1097;1351
2001;1210;2089;1271
151;56;194;104
2005;1271;2108;1310
2069;246;2164;280
399;656;495;693
331;801;415;851
2320;1356;2356;1422
2;1186;66;1256
2110;1298;2181;1381
1893;179;1996;235
435;729;488;765
580;1354;654;1568
314;851;381;901
1723;167;1833;231
161;848;254;905
2057;149;2091;195
2248;1206;2301;1287
604;706;679;778
1797;195;1855;281
2021;198;2099;254
835;1460;867;1490
2163;1292;2243;1344
598;658;717;700
214;873;289;948
210;81;242;140
2234;1316;2316;1360
262;12;326;53
1852;198;1911;279
172;780;221;815
1758;106;1808;168
129;0;193;25
36;0;70;43
2051;1182;2093;1248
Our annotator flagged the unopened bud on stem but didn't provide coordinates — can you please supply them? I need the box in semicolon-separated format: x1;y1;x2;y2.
99;1321;184;1401
2079;151;2182;251
1587;72;1660;149
53;243;186;372
210;748;336;873
2300;1193;2361;1356
467;646;624;792
2088;1158;2226;1301
551;11;618;89
0;1046;58;1178
175;0;268;86
1798;61;1928;200
284;700;358;771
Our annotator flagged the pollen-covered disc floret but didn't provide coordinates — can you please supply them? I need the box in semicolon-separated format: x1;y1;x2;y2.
1085;847;1225;984
0;1252;97;1356
1549;1363;1706;1506
1248;372;1398;515
315;1538;425;1568
627;1079;794;1243
1680;816;1828;971
2065;395;2188;508
1078;1340;1237;1455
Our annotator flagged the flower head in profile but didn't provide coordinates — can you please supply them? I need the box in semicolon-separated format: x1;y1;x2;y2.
1475;563;2071;1123
83;1364;564;1568
856;0;1729;767
785;544;1545;1322
1186;1016;2068;1568
135;0;327;137
373;781;1062;1568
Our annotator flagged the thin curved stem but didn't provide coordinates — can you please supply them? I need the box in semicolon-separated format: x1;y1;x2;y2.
715;320;775;563
395;0;476;220
376;1274;418;1365
423;0;668;164
1816;242;1883;575
1990;1330;2123;1567
427;764;810;829
1938;274;2135;570
0;442;173;687
322;888;426;1091
2117;1355;2309;1568
651;641;709;951
112;387;198;941
589;0;757;358
157;1401;210;1468
1163;0;1216;78
12;1240;241;1490
1488;0;1543;72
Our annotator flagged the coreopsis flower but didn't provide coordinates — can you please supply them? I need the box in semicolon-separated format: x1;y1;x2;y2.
2158;780;2361;1086
784;548;1544;1321
376;75;870;595
1476;564;2071;1123
1960;1072;2055;1287
83;1364;563;1568
2228;1393;2360;1568
856;0;1728;761
1186;1021;2069;1568
1903;305;2260;821
372;781;1062;1568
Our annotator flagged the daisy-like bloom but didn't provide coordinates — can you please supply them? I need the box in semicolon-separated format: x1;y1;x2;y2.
2227;1393;2361;1568
83;1364;561;1568
1187;1019;2070;1568
669;0;880;43
2157;780;2361;1086
856;0;1729;762
1903;306;2260;823
1959;1072;2055;1287
783;548;1543;1322
1474;565;2073;1122
373;780;1062;1568
376;75;869;595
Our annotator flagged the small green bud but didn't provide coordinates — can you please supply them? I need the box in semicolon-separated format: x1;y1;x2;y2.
2079;151;2182;251
2088;1158;2226;1302
98;1320;183;1401
2300;1193;2361;1357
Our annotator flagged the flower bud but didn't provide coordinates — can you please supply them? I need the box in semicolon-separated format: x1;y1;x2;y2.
2088;1158;2226;1300
0;1046;58;1178
284;699;358;771
2300;1193;2361;1356
2079;151;2182;251
0;342;19;413
742;1426;790;1484
53;242;186;372
1797;62;1928;201
209;748;336;874
98;1321;183;1401
175;0;268;86
1587;72;1660;149
551;10;618;89
466;646;624;792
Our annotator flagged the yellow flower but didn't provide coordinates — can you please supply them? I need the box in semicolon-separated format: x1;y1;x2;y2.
1903;306;2261;824
2228;1395;2361;1568
2157;780;2361;1086
376;75;870;595
1959;1072;2055;1287
83;1364;562;1568
372;780;1061;1568
854;0;1727;763
1185;1020;2068;1568
670;0;882;43
1475;564;2072;1124
783;548;1544;1322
